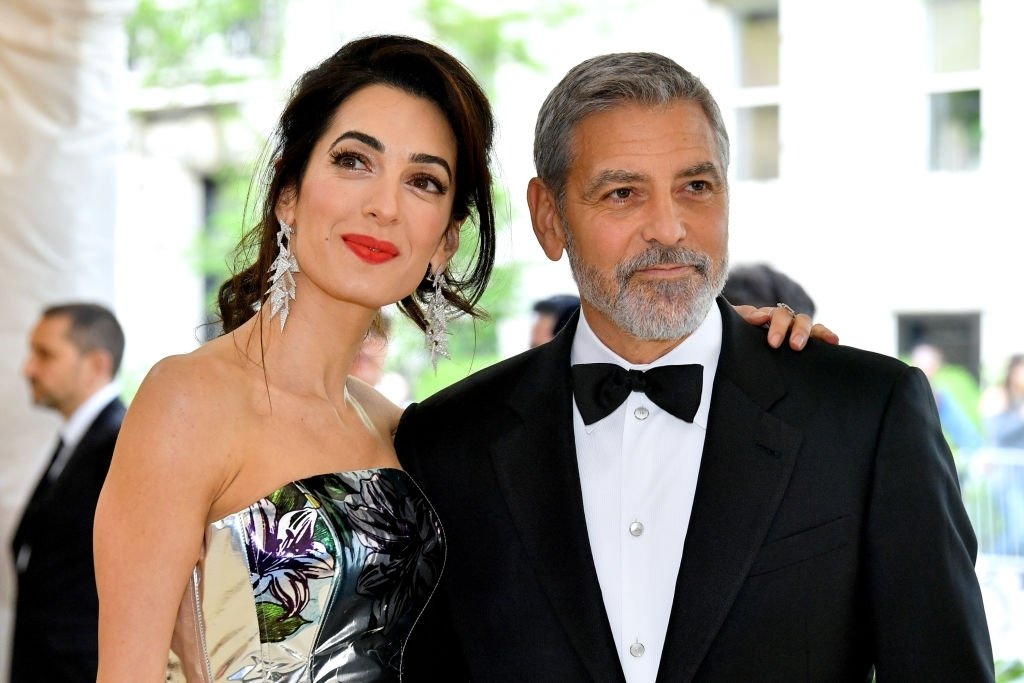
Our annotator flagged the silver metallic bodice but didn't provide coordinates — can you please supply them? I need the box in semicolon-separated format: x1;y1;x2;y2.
167;468;444;682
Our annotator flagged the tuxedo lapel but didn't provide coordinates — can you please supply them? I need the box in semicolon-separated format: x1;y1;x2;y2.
657;300;803;682
489;320;626;683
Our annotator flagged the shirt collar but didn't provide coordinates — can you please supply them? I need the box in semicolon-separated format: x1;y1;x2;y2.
59;382;120;451
570;304;723;428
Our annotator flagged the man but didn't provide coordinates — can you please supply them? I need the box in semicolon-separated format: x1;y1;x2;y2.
397;51;992;681
11;303;126;682
531;293;581;347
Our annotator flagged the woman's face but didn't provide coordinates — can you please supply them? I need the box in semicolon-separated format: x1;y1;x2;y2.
279;83;459;312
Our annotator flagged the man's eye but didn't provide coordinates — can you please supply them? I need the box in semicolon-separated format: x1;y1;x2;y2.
610;188;632;200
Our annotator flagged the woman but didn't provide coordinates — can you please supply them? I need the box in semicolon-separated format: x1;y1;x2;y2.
96;35;494;682
95;35;824;682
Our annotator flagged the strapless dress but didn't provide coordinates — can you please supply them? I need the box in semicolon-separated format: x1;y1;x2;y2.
166;467;444;682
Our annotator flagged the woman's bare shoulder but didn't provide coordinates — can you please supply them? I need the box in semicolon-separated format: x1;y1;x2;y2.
117;339;257;469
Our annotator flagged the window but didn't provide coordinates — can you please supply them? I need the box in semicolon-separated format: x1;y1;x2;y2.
925;0;982;171
734;105;779;180
727;2;781;180
738;11;779;87
898;312;982;383
929;90;981;171
926;0;981;73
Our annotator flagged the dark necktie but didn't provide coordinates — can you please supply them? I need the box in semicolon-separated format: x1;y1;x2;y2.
44;437;66;482
571;363;703;426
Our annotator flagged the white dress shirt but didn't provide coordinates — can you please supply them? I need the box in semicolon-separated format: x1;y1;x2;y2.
571;306;722;683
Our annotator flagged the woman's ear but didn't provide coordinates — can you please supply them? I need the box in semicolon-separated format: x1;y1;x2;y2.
431;219;462;273
275;185;298;227
527;178;567;261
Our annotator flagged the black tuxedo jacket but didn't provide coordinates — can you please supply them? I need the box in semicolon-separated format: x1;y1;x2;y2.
10;397;125;682
397;299;993;682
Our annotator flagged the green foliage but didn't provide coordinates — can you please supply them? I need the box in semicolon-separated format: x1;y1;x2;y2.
127;0;281;87
997;659;1024;683
419;0;580;92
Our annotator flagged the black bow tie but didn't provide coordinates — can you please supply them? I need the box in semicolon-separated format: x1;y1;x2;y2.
571;363;703;426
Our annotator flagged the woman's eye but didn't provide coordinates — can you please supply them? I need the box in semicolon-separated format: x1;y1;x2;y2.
411;174;446;194
332;151;368;170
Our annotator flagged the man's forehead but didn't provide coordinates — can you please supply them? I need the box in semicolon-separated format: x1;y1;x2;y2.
34;315;73;342
569;101;720;168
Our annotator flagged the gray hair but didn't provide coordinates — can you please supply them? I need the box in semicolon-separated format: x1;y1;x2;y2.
533;52;730;210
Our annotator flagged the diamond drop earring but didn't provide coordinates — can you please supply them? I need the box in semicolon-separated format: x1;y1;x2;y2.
265;219;300;331
424;266;451;370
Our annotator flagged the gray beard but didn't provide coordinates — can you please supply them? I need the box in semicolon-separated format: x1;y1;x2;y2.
565;233;727;341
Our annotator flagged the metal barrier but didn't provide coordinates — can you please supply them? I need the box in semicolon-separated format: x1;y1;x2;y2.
963;447;1024;558
962;447;1024;663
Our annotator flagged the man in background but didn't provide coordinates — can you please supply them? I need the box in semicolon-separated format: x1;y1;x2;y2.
10;303;126;682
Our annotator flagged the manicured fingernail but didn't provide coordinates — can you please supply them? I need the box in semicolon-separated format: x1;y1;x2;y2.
791;333;806;347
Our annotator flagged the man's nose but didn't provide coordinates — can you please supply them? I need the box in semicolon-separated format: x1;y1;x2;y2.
640;194;686;245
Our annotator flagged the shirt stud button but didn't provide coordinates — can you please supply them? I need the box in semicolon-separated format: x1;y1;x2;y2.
634;406;650;420
629;521;644;537
630;641;645;658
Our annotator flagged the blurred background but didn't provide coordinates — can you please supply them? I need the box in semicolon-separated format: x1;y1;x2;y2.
1;0;1022;677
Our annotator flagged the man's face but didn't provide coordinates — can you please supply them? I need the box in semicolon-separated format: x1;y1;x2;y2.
540;100;729;348
23;315;91;417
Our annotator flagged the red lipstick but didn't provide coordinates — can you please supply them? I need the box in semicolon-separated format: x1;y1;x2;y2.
342;233;399;264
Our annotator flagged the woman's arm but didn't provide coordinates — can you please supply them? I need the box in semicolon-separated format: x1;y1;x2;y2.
94;356;228;682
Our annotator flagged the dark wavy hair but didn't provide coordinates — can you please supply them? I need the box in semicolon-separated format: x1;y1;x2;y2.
217;35;496;334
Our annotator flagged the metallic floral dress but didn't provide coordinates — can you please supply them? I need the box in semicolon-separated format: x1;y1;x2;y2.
167;468;444;682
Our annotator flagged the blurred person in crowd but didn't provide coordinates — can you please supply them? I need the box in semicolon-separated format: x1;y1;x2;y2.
398;50;992;681
530;293;580;347
11;303;125;683
351;314;412;406
988;353;1024;449
722;262;816;316
93;36;825;683
911;342;983;455
350;316;391;387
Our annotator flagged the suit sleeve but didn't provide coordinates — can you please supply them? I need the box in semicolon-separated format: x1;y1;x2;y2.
395;404;471;682
866;366;994;680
